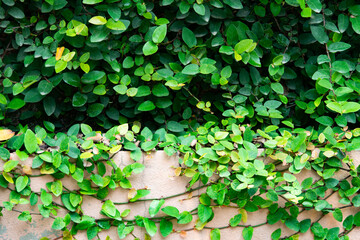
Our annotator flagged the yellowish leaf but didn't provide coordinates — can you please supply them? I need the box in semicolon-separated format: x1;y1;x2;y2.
3;172;14;183
22;165;32;175
80;151;93;159
0;129;15;141
56;46;65;60
239;209;247;223
174;167;182;176
110;145;122;154
128;188;137;200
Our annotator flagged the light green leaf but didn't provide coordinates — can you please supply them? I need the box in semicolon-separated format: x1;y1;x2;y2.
106;19;126;30
24;129;37;154
143;41;158;56
89;16;107;25
152;25;167;44
138;101;156;111
16;176;29;192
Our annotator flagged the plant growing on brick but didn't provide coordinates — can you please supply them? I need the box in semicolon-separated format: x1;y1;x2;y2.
1;0;360;239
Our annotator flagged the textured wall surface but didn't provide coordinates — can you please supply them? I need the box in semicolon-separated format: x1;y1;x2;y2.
1;151;360;240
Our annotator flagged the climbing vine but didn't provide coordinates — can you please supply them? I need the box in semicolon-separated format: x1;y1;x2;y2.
1;0;360;239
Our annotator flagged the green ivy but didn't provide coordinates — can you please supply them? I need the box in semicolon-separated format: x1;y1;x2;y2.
1;0;360;239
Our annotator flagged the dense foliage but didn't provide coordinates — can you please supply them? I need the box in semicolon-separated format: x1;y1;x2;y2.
1;0;360;239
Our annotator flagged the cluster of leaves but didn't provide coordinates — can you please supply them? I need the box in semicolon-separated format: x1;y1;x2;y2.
1;0;360;239
1;0;358;130
1;121;360;240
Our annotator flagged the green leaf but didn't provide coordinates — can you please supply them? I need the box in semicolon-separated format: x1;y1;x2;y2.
83;0;103;4
332;61;349;73
182;64;199;75
72;92;88;107
210;228;221;240
7;98;25;110
102;200;117;217
343;215;354;230
38;80;53;95
352;195;360;207
24;129;37;154
89;16;107;25
105;18;126;30
198;204;213;223
328;42;351;53
143;41;158;56
129;189;150;202
152;25;167;44
307;0;322;13
8;7;25;19
242;227;254;240
310;25;329;44
81;71;105;84
350;16;360;34
138;101;156;111
162;206;180;218
3;160;18;172
51;180;63;197
271;228;281;240
343;102;360;113
167;121;184;132
177;211;193;224
55;60;67;73
333;208;343;222
143;218;157;237
193;3;205;15
316;116;333;126
52;217;65;230
160;219;173;237
152;83;169;97
15;176;28;192
149;199;165;217
229;214;242;227
87;103;104;117
41;189;53;206
235;39;254;54
301;8;312;18
182;27;197;48
338;14;349;33
223;0;243;9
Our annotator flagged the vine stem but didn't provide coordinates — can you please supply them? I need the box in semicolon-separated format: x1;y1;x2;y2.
112;183;210;205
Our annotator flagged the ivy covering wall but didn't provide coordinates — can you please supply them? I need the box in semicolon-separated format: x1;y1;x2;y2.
1;0;360;239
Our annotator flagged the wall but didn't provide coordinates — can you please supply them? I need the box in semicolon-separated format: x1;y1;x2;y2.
0;151;360;240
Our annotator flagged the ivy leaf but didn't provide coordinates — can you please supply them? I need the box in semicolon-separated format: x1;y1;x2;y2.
143;41;158;56
182;27;197;48
152;25;167;44
161;206;180;218
350;16;360;34
15;176;28;192
328;42;351;52
24;129;37;154
160;219;173;237
242;226;254;240
210;228;221;240
182;64;199;75
198;204;213;223
89;16;107;25
138;101;156;111
52;217;66;230
143;218;157;237
310;25;329;44
149;199;165;217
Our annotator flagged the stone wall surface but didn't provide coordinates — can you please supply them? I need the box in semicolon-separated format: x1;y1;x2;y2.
0;151;360;240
